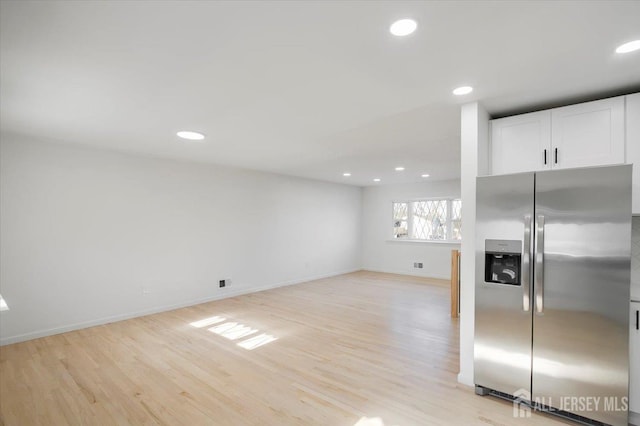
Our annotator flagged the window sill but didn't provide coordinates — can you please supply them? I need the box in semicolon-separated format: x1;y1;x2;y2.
386;239;461;245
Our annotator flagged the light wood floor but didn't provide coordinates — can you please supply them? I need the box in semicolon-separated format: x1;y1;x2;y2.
0;271;570;425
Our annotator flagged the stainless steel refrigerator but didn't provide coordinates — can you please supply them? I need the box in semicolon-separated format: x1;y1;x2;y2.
474;164;632;426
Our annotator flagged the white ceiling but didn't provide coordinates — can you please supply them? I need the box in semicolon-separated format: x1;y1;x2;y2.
1;1;639;186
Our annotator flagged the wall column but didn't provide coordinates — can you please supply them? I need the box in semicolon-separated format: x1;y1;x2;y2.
458;102;489;386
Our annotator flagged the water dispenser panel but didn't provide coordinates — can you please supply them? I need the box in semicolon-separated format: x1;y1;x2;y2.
484;239;522;286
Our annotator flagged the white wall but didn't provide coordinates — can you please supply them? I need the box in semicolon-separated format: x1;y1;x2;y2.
0;135;363;345
361;180;461;280
458;102;490;387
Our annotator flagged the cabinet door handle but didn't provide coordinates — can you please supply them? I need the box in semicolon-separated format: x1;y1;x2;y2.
543;149;547;165
636;310;639;330
554;148;558;164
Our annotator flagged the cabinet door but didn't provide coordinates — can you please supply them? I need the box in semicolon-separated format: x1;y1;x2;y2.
627;93;640;214
551;96;625;169
631;302;640;415
490;110;551;175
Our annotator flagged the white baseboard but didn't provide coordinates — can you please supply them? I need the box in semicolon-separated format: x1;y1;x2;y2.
457;372;474;387
0;268;361;346
362;266;450;281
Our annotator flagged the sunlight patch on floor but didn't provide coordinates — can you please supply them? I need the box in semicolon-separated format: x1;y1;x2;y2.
189;316;226;328
353;417;394;426
209;322;259;341
208;321;238;334
237;333;277;350
189;316;277;350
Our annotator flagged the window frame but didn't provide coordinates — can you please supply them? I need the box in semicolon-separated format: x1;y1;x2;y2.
391;197;462;242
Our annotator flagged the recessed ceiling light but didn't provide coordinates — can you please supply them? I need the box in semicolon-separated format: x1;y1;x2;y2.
616;40;640;54
373;178;381;182
395;166;405;171
177;131;205;140
421;174;430;178
390;19;417;37
453;86;473;96
343;172;351;177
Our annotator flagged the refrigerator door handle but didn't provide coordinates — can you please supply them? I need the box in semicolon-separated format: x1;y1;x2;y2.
535;214;545;314
522;215;532;312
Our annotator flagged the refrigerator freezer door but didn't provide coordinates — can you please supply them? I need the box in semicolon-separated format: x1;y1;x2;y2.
532;165;631;426
475;172;534;395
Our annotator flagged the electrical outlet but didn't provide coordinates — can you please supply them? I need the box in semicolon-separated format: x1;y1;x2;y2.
413;262;424;269
219;280;226;288
418;262;423;268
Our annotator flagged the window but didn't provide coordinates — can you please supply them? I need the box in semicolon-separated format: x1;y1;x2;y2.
392;202;409;239
392;198;462;241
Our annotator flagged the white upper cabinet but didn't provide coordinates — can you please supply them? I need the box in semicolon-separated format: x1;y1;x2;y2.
627;93;640;214
551;97;625;169
490;95;627;176
491;110;551;175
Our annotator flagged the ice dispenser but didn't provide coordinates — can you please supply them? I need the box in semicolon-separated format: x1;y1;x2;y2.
484;239;522;286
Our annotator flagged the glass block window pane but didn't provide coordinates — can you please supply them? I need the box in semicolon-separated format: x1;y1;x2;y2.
412;200;448;240
451;199;462;240
393;202;408;238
